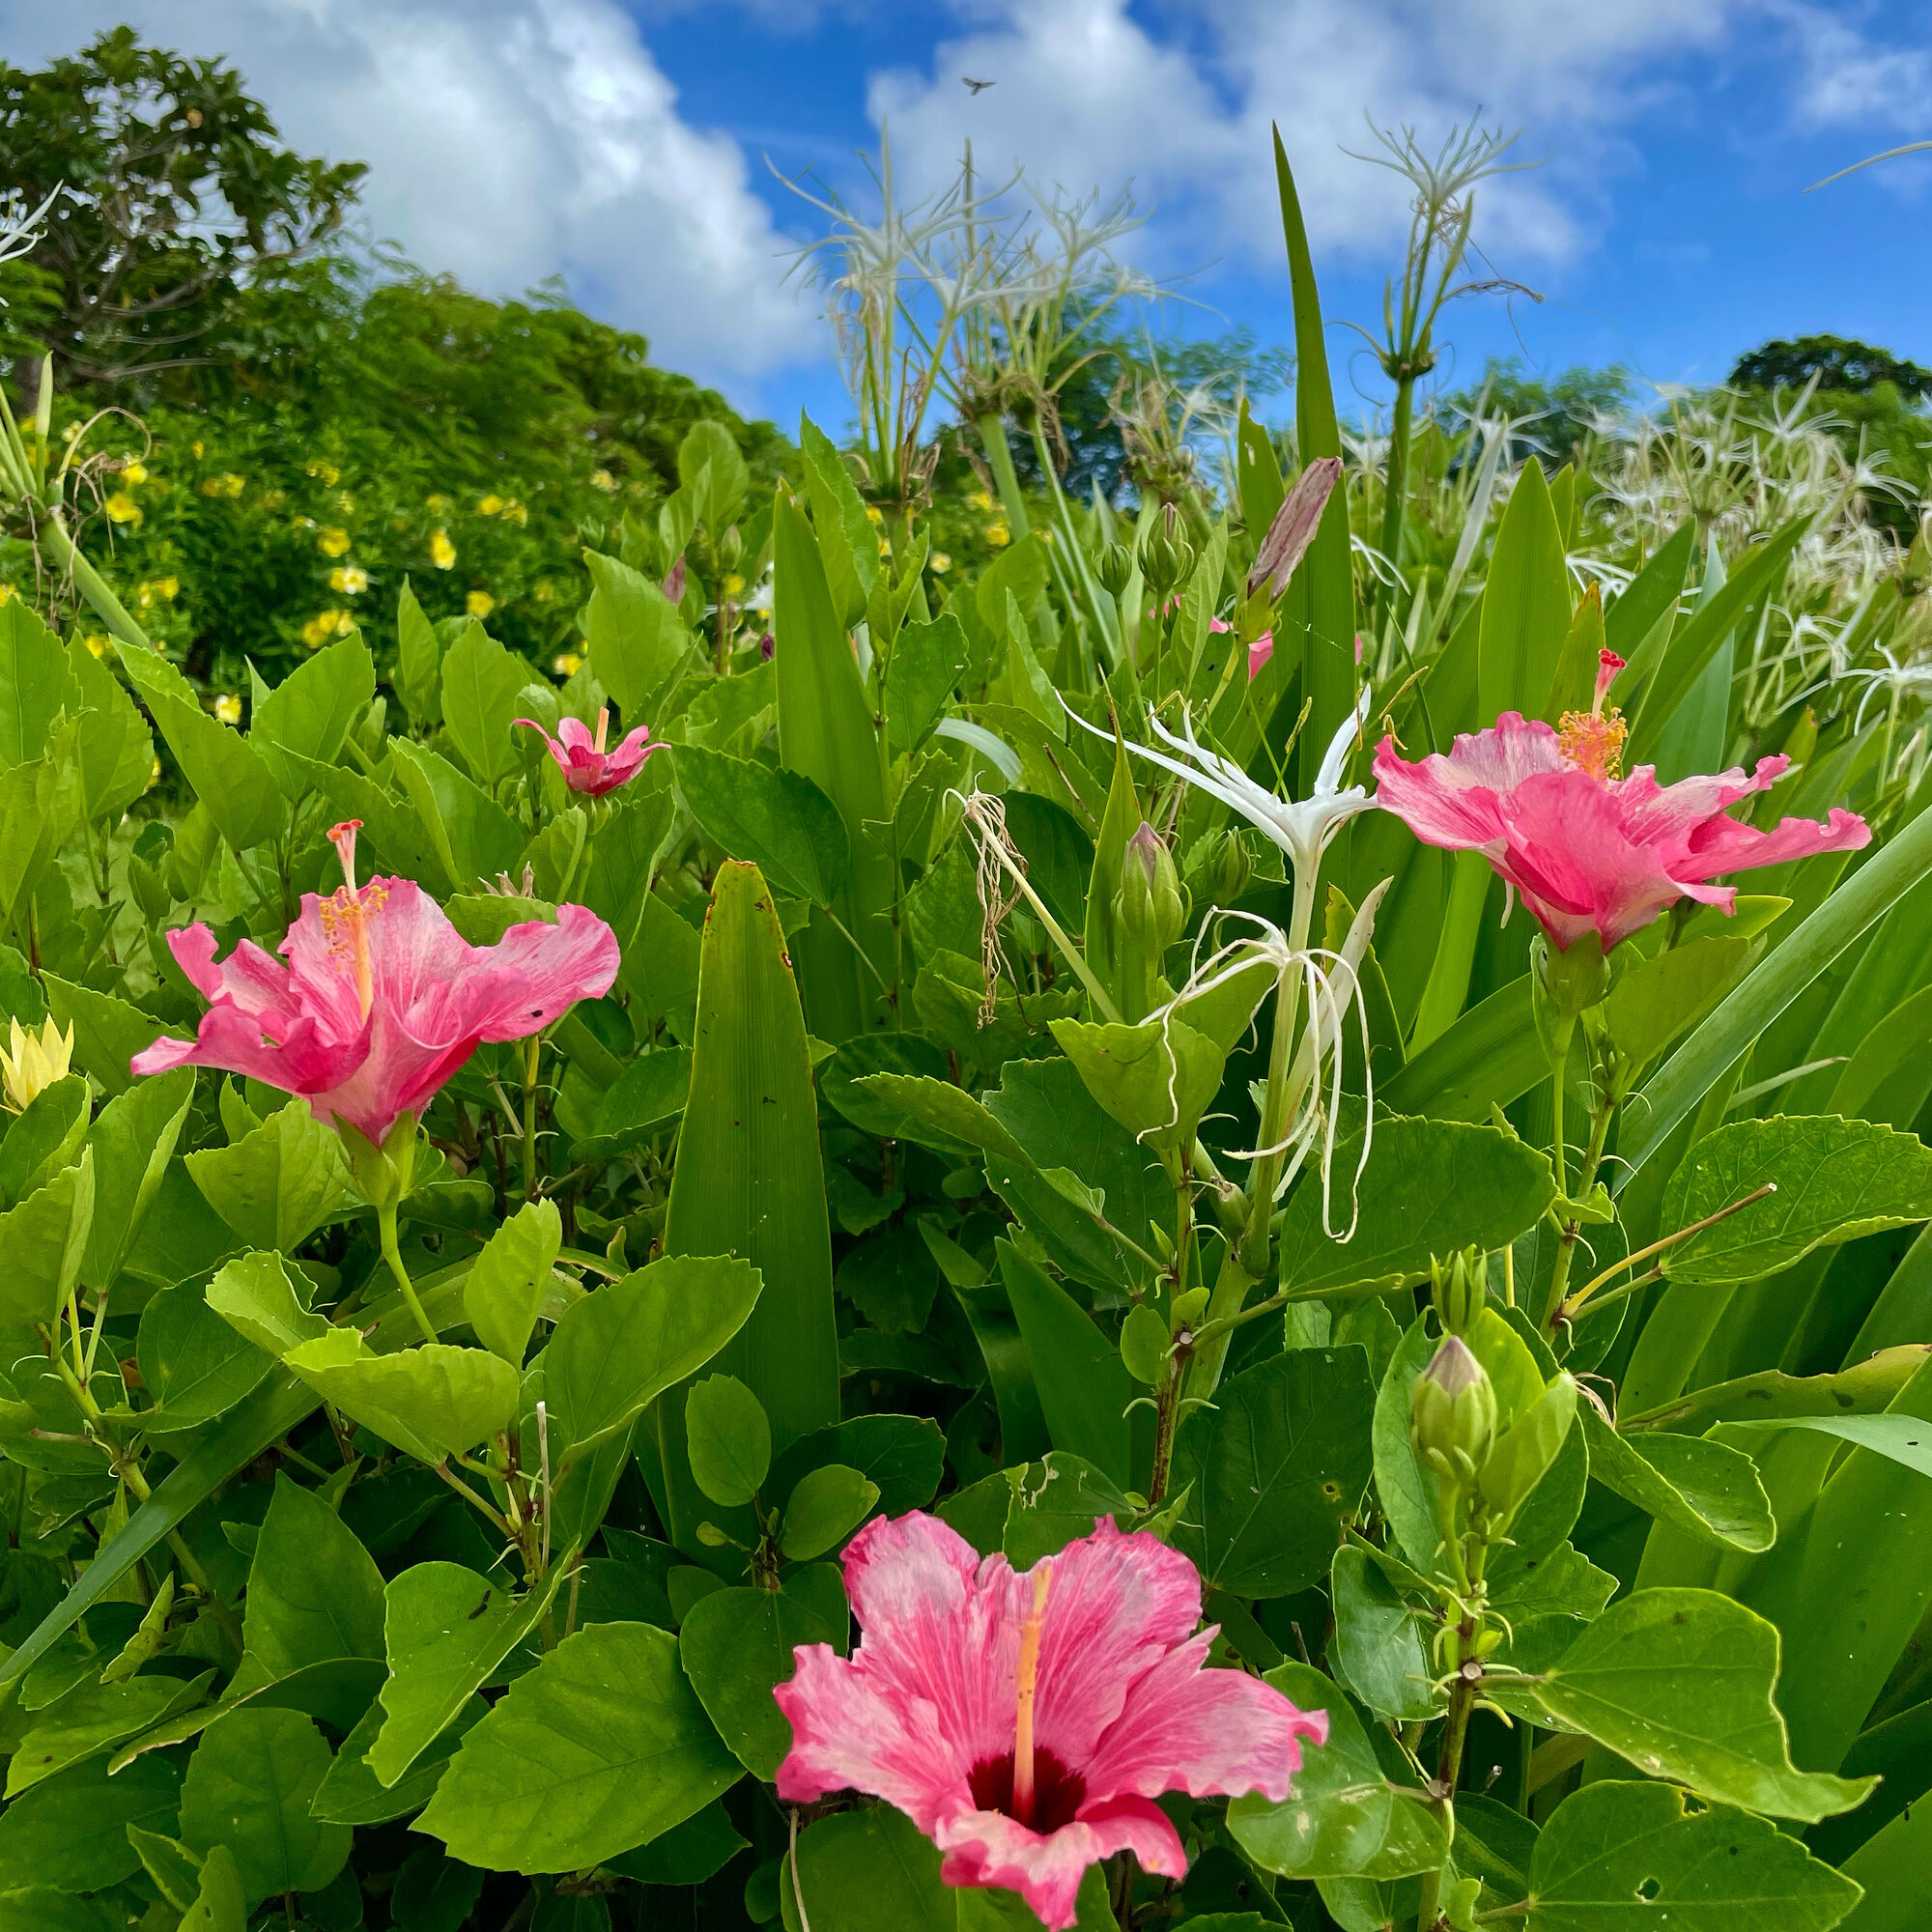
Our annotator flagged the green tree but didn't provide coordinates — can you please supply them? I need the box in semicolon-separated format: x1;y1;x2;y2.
1730;332;1932;399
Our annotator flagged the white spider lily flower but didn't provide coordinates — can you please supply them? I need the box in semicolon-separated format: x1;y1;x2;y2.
1070;688;1378;881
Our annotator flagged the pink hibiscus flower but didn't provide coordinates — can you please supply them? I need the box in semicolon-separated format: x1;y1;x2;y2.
775;1512;1325;1930
516;706;661;796
1209;615;1275;680
1373;651;1870;952
130;821;619;1146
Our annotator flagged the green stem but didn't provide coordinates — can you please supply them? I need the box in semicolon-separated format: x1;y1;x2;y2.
34;508;153;652
1378;372;1416;625
522;1034;542;1201
1544;1090;1616;1330
378;1203;439;1346
1414;1669;1479;1932
973;413;1032;541
1237;864;1321;1276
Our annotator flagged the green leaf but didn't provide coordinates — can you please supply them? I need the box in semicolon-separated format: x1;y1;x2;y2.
1603;934;1753;1071
250;630;375;794
765;1414;945;1520
604;1801;747;1887
387;736;524;893
185;1098;358;1253
1478;458;1571;725
546;1253;761;1470
563;1045;691;1161
7;1670;208;1795
799;415;877;626
1048;1012;1224;1156
1382;975;1546;1122
440;617;530;786
43;977;163;1098
1525;1781;1861;1931
581;550;692;720
1173;1346;1376;1598
417;1620;740;1874
0;1151;93;1329
83;1064;194;1291
0;1075;88;1208
781;1464;880;1561
135;1277;272;1435
204;1250;327;1357
679;1565;846;1778
368;1561;566;1788
311;1692;484;1826
1001;1453;1139;1568
1120;1302;1170;1385
0;1893;123;1932
0;597;80;768
884;613;968;756
1578;1408;1775;1552
230;1475;384;1691
1663;1116;1932;1285
1328;1544;1440;1722
997;1240;1135;1489
177;1708;351;1905
0;1751;180;1892
686;1374;772;1508
1488;1587;1872;1821
673;745;850;906
1276;1116;1556;1295
117;644;284;850
396;580;444;727
1228;1660;1447;1880
659;860;839;1542
283;1332;520;1464
772;493;896;1037
464;1197;560;1365
785;1804;953;1932
68;639;154;826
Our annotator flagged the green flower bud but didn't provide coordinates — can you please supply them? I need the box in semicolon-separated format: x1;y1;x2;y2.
1095;541;1135;596
1185;829;1252;910
1410;1336;1497;1489
1430;1247;1487;1337
1139;531;1181;596
1120;822;1188;952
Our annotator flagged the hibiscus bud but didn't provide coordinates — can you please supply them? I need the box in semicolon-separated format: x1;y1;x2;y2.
719;524;744;571
1479;1372;1578;1522
1430;1247;1487;1337
1120;823;1187;952
1186;828;1252;910
1095;541;1135;596
1410;1336;1497;1488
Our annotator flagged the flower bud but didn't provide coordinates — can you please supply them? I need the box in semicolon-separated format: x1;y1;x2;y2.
0;1016;74;1115
1120;823;1187;952
1409;1336;1497;1488
719;524;744;571
1185;829;1252;910
1095;541;1135;597
1430;1247;1487;1337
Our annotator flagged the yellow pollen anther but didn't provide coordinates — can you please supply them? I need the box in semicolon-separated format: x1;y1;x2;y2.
1557;706;1628;782
1011;1560;1053;1828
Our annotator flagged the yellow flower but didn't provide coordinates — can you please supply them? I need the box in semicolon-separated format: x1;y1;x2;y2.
305;460;341;486
199;472;244;498
0;583;13;605
189;439;205;459
504;501;527;526
864;505;884;526
83;634;108;658
1;1016;74;1114
122;460;149;486
318;526;352;557
589;469;616;494
929;551;952;574
553;650;582;677
104;492;142;526
261;488;286;510
426;493;452;512
155;576;179;600
985;520;1010;548
877;536;892;556
430;529;456;570
967;489;993;513
724;573;745;596
148;753;162;790
213;694;242;725
477;494;504;516
300;610;353;649
329;564;370;595
467;589;496;619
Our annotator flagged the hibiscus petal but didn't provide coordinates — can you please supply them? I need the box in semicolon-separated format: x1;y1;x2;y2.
465;905;621;1041
1679;804;1871;883
1083;1629;1328;1804
936;1794;1187;1931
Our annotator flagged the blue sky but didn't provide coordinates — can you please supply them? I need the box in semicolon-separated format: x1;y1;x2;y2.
7;0;1932;435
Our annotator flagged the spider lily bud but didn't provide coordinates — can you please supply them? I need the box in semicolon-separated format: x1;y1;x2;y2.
1096;541;1135;597
1410;1336;1496;1490
1120;823;1187;952
1186;828;1252;910
0;1016;74;1115
1139;531;1195;599
1431;1247;1487;1337
1479;1372;1577;1522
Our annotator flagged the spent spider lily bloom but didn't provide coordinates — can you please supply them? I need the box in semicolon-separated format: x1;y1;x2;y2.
1374;651;1870;952
130;820;619;1148
775;1512;1325;1931
1067;688;1377;886
515;707;662;796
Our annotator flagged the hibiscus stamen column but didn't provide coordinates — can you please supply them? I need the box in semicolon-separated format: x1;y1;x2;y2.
1010;1560;1053;1828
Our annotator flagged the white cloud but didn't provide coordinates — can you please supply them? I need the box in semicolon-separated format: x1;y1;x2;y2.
0;0;818;397
867;0;1749;283
1775;1;1932;131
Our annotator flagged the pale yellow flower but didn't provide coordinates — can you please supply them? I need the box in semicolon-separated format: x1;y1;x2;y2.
467;589;496;619
301;610;354;649
477;494;504;516
121;460;149;486
504;501;527;526
148;753;162;790
305;460;341;486
198;472;245;498
1;1016;74;1113
967;489;993;513
864;505;884;526
318;526;352;557
724;573;745;596
929;551;952;574
553;650;582;676
213;694;242;725
589;469;616;494
104;492;142;526
430;529;456;570
426;493;452;512
155;576;179;601
985;520;1010;548
190;439;205;459
83;634;108;658
329;564;370;596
